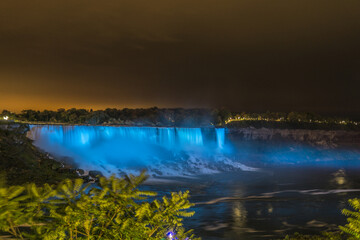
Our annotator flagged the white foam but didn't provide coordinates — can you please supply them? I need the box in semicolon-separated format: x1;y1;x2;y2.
263;188;360;196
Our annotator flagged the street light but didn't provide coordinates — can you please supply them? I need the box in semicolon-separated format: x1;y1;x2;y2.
3;116;9;120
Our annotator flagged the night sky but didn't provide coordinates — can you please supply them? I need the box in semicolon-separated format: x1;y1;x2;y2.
1;0;359;114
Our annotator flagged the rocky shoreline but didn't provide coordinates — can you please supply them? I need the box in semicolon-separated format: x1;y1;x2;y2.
228;127;360;149
0;123;86;185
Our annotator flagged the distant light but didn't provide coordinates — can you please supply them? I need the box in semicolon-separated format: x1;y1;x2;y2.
166;231;175;239
3;116;8;120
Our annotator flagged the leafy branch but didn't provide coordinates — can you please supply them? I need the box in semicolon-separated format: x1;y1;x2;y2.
0;171;200;240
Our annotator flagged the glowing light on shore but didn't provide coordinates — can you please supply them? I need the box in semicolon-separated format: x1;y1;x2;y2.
166;231;175;239
3;116;8;120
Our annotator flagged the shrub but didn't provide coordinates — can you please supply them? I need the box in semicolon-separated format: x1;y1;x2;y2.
340;198;360;239
0;172;200;240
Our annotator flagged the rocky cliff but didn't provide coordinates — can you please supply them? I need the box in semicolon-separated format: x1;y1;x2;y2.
0;123;78;185
228;128;360;149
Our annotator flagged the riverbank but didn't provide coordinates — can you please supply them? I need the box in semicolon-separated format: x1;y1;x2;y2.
228;127;360;149
0;122;78;185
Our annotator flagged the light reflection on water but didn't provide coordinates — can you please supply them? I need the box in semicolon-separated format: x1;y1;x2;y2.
231;200;247;232
145;168;360;239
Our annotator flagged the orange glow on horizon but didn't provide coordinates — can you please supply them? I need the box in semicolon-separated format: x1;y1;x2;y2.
0;93;153;113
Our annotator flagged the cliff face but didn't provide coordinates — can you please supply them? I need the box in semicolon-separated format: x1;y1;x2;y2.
227;128;360;149
0;123;77;185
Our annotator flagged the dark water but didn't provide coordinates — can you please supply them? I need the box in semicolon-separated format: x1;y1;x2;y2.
144;167;360;240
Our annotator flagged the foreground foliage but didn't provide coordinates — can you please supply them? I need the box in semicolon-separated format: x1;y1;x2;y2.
0;172;199;239
340;198;360;239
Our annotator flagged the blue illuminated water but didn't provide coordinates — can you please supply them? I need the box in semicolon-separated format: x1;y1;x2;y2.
28;125;360;175
28;125;239;176
215;128;225;150
30;125;212;149
28;125;360;239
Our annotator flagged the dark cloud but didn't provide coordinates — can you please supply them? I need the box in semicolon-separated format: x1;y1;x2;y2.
0;0;359;114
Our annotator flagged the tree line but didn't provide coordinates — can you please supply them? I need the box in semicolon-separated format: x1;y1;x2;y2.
230;111;358;124
0;108;229;127
1;108;358;128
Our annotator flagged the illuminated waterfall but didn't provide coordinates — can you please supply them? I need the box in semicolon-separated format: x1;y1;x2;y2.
28;125;219;149
27;125;358;176
215;128;225;149
27;125;239;176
